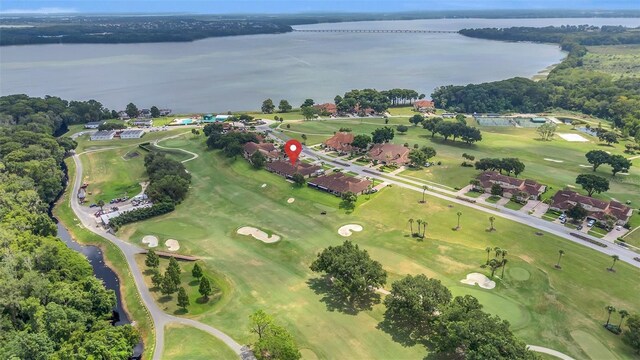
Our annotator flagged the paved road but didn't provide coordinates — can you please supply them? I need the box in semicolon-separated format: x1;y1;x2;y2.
527;345;576;360
69;151;252;360
260;122;640;269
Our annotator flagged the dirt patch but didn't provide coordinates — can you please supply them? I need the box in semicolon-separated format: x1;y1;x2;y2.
142;235;158;247
237;226;281;243
338;224;363;237
460;273;496;289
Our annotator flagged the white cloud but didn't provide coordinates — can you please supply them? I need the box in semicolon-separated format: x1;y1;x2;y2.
1;7;78;14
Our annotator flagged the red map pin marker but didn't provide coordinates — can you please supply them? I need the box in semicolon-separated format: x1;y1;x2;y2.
284;139;302;165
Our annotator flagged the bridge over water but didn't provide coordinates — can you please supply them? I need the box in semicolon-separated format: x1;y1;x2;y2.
293;29;458;34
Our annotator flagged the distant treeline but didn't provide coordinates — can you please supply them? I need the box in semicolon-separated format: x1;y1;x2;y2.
434;26;640;140
0;16;292;46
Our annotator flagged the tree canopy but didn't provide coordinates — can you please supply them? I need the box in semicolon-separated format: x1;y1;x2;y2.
575;174;610;196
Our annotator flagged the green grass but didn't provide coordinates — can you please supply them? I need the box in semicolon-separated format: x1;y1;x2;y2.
103;138;640;360
81;147;146;204
73;128;187;153
135;256;228;316
54;158;155;359
504;201;525;211
486;195;501;204
162;324;237;360
584;45;640;79
280;120;640;207
622;227;640;247
465;190;483;198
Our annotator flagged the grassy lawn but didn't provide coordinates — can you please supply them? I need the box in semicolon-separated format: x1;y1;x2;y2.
486;195;501;204
584;45;640;79
105;138;640;360
504;201;525;211
281;120;640;207
162;324;237;360
54;159;155;359
73;128;188;153
135;256;228;316
622;227;640;248
81;147;146;204
465;190;483;198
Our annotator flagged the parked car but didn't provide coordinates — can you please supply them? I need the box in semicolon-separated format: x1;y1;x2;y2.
587;219;596;227
615;225;622;231
89;203;97;208
576;225;583;230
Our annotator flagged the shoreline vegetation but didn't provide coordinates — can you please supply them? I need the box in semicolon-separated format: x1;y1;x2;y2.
1;10;640;46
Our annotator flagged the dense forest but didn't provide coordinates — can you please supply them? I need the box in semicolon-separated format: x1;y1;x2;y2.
0;16;292;46
0;97;140;358
433;26;640;140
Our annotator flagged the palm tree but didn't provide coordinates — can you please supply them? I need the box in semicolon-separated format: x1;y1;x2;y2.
608;255;619;271
501;259;508;278
456;211;463;229
485;247;492;264
421;185;428;203
408;218;414;235
416;219;423;237
489;216;496;231
421;220;428;238
494;247;502;259
500;249;508;261
605;305;617;326
619;309;629;330
488;259;501;278
555;250;565;269
97;199;105;212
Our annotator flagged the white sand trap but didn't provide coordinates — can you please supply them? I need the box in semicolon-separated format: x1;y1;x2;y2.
287;198;295;203
338;224;363;237
237;226;281;243
566;184;576;188
460;273;496;289
165;239;180;251
261;184;267;188
544;158;564;163
142;235;158;248
558;133;588;142
579;165;592;168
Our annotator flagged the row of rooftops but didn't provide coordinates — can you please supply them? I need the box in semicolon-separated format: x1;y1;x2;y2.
323;132;411;165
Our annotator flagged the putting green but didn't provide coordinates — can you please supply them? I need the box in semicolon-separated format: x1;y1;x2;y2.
299;348;319;360
570;330;618;360
508;267;531;281
450;286;530;330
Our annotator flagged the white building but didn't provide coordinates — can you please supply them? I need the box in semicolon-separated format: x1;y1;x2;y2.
90;130;116;141
132;119;153;127
120;129;145;139
85;121;105;129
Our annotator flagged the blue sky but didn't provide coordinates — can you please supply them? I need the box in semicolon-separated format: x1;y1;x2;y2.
1;0;639;14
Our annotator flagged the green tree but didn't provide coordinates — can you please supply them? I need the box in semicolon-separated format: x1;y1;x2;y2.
177;287;190;310
409;114;424;126
408;149;427;168
278;100;292;113
488;258;502;278
501;258;508;277
420;146;437;160
165;257;181;289
292;173;306;187
145;249;159;268
555;250;565;269
340;191;357;210
408;218;414;235
351;134;372;150
536;123;557;141
396;124;409;134
490;183;503;196
192;263;203;279
251;151;266;169
371;127;395;143
160;273;178;296
261;99;275;114
456;211;462;229
250;310;274;339
608;154;632;176
455;113;467;123
301;98;315;108
421;185;428;203
624;314;640;354
150;106;160;118
576;173;609;196
566;203;587;222
609;255;620;271
151;269;163;289
585;150;610;172
619;309;630;330
97;199;105;212
485;247;492;264
199;277;212;300
383;275;452;340
310;240;387;306
254;324;301;360
599;131;618;145
422;117;442;138
125;102;139;118
489;216;496;231
301;106;317;121
605;305;617;326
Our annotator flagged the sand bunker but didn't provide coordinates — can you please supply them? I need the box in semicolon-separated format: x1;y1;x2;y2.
579;165;592;168
237;226;281;243
558;133;588;142
165;239;180;251
544;158;564;163
338;224;363;237
287;198;295;203
460;272;496;289
142;235;158;247
261;184;267;188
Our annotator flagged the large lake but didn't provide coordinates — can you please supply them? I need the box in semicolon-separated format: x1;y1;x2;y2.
1;18;638;113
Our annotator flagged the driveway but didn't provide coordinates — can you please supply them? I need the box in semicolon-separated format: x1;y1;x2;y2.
604;227;629;242
496;197;510;206
528;202;549;218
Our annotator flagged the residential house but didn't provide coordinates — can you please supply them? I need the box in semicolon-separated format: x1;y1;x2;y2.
323;132;354;154
476;171;546;201
159;109;172;116
308;173;372;196
90;130;116;141
120;129;145;139
550;189;633;226
413;100;435;112
139;109;152;118
368;143;410;165
84;121;105;129
243;142;281;162
132;119;153;127
266;160;323;179
118;111;130;120
314;103;338;116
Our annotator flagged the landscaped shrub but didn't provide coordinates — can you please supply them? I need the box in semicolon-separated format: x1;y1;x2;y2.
110;201;175;230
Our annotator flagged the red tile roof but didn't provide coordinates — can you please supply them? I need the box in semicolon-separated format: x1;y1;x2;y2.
324;132;354;153
551;189;632;223
314;103;337;114
309;173;371;194
243;141;279;159
477;171;545;198
368;143;410;165
266;160;321;177
414;100;435;109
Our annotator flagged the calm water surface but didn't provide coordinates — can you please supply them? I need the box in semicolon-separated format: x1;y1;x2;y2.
1;18;638;113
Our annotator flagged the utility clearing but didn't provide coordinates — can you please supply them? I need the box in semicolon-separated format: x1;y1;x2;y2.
237;226;281;243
